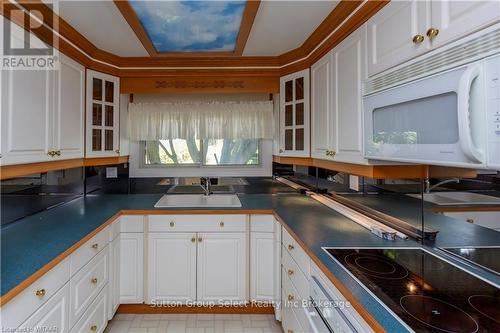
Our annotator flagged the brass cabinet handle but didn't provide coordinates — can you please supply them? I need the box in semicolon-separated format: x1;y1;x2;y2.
287;294;294;301
54;150;61;156
412;34;425;44
47;151;55;157
91;277;98;284
426;27;439;39
170;221;175;227
287;244;294;251
198;237;202;242
466;218;474;224
325;150;336;157
115;149;120;154
90;325;97;331
287;330;294;333
91;243;98;250
219;221;224;228
279;149;284;153
287;269;294;276
35;289;46;297
191;237;196;243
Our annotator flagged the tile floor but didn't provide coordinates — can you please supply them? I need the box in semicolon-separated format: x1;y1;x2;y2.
104;314;284;333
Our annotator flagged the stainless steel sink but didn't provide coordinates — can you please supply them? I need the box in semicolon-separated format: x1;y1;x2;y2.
154;194;242;208
407;192;500;205
167;185;234;194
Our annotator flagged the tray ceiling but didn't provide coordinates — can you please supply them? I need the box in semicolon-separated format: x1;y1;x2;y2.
56;0;339;58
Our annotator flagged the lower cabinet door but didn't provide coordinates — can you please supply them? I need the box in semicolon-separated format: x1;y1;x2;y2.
148;232;197;304
197;232;246;302
18;283;70;333
250;232;275;302
120;233;143;304
70;284;108;333
108;235;120;319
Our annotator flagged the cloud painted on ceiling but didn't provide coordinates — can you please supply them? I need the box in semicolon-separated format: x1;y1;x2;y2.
130;0;246;52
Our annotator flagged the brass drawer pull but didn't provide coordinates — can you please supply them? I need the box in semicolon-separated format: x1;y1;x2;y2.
35;289;46;297
91;277;98;284
288;330;294;333
90;325;97;331
198;237;202;242
170;221;175;227
287;244;294;251
191;237;196;243
412;34;424;44
466;218;474;224
287;269;294;276
219;221;224;227
287;294;294;301
91;243;98;250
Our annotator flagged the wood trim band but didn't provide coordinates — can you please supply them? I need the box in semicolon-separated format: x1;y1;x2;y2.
4;0;388;78
0;208;387;332
273;156;479;180
0;156;129;180
117;303;274;314
234;0;261;56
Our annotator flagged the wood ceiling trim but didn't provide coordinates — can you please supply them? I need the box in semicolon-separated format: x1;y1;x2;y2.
234;0;261;55
6;0;388;76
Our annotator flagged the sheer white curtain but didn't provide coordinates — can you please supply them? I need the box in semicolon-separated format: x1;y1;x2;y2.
128;100;274;140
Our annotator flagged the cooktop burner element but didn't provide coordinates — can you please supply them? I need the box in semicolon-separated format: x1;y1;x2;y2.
324;248;500;332
400;295;479;333
345;252;409;279
468;295;500;324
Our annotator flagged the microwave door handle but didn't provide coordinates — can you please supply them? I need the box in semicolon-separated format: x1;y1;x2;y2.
457;64;484;163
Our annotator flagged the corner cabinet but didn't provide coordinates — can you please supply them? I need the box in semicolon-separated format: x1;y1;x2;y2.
279;69;310;157
86;70;120;157
1;54;84;165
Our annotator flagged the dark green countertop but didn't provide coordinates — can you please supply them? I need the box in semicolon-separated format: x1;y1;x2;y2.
2;192;499;332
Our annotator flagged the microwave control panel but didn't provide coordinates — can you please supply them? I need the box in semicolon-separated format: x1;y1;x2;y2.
485;55;500;168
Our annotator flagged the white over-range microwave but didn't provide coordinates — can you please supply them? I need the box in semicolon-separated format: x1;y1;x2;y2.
364;40;500;170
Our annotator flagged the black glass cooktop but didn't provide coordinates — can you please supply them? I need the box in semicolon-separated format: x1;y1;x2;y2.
441;247;500;276
325;248;500;333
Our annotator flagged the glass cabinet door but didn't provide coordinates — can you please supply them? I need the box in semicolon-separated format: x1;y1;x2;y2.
280;69;310;156
86;70;119;157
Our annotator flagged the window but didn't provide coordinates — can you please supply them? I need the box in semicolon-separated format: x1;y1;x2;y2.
144;139;260;167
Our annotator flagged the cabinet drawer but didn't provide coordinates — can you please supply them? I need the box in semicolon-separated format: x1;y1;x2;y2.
149;214;246;232
282;304;305;333
70;284;108;333
18;283;70;333
282;268;307;332
282;248;309;299
250;214;275;233
1;258;70;330
69;246;108;328
282;228;310;277
70;227;109;276
120;215;144;233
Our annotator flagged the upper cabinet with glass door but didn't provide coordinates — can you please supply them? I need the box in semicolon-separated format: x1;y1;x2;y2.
279;69;310;157
367;0;500;76
86;70;120;157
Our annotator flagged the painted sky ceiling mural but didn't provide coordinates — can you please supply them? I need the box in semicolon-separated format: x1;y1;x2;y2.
130;0;246;53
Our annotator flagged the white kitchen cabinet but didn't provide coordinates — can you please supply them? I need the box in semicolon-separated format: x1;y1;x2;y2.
279;69;310;157
108;235;120;319
367;0;500;76
119;94;130;156
18;283;70;333
86;70;120;157
311;50;335;160
148;233;197;303
54;54;85;160
0;54;84;165
443;211;500;231
120;233;143;303
273;219;282;321
367;0;430;76
332;25;368;164
430;1;500;49
250;232;274;302
197;232;246;302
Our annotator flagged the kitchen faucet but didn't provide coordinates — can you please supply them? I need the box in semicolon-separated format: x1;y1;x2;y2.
200;177;211;196
424;178;460;194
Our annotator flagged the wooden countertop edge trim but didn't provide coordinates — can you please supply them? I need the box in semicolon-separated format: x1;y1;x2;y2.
117;303;274;314
427;206;500;212
0;209;385;332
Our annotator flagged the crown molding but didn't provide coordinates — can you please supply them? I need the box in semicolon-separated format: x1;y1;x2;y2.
5;0;388;77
